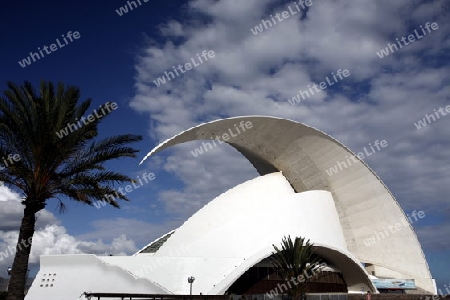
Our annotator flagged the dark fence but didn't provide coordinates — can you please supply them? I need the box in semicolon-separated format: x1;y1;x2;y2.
82;293;449;300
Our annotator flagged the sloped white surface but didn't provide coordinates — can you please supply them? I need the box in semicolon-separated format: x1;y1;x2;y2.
25;254;169;300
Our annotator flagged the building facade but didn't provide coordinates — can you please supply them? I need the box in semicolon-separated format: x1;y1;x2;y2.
25;116;436;299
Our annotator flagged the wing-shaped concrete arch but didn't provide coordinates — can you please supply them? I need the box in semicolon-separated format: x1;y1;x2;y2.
141;116;435;294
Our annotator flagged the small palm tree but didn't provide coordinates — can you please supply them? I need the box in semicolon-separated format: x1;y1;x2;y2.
0;81;143;300
271;236;322;300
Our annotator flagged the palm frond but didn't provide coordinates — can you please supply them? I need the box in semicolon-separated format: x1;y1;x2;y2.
0;80;142;210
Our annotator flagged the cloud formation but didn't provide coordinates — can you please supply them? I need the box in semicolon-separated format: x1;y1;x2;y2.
0;186;138;277
130;0;449;223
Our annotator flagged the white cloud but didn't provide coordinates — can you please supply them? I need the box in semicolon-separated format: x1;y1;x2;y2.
0;186;59;232
0;185;22;202
0;186;138;277
130;0;450;224
159;20;185;37
128;7;450;292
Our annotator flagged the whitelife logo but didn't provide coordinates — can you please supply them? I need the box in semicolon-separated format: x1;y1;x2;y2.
250;0;313;35
363;210;425;247
265;262;328;299
18;31;81;68
55;102;118;139
326;140;388;176
115;0;149;16
153;50;216;87
190;121;253;157
376;22;439;58
134;243;194;276
93;172;155;209
287;69;350;105
0;237;33;261
422;283;450;300
414;105;450;129
0;153;21;171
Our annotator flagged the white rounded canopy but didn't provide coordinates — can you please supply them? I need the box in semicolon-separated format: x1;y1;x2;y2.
141;116;434;294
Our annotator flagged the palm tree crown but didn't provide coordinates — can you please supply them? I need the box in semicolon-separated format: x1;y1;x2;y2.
271;235;323;300
0;81;142;300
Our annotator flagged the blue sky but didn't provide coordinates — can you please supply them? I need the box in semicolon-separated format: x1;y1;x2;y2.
0;0;449;293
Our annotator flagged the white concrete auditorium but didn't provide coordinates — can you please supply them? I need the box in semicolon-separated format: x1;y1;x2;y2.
25;116;436;300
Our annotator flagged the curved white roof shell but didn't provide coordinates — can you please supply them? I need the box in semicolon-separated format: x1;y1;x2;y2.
140;116;434;294
142;172;374;294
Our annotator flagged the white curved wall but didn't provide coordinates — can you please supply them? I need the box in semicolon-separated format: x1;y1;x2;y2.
25;255;169;300
143;172;369;294
157;172;347;256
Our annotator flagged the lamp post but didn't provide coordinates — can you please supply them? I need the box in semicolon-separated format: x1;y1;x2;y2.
188;276;195;295
6;267;12;292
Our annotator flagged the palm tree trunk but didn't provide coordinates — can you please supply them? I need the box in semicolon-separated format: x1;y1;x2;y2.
6;206;36;300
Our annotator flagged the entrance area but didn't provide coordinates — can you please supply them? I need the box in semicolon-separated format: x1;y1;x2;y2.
226;257;347;295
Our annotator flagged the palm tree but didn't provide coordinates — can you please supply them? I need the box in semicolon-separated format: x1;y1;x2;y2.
271;236;323;300
0;81;143;300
